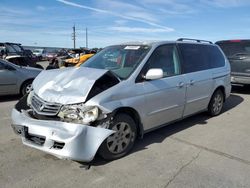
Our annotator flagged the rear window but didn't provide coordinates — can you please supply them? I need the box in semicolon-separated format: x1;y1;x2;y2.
178;43;225;73
216;41;250;57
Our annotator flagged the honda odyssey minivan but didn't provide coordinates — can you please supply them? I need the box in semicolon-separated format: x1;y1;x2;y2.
11;39;231;162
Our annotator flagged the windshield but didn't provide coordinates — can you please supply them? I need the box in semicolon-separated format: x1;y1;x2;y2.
33;49;43;53
217;41;250;57
5;44;17;53
12;44;23;52
81;45;151;79
46;49;58;53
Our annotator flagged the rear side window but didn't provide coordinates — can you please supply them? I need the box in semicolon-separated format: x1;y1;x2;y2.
178;44;209;73
178;43;225;73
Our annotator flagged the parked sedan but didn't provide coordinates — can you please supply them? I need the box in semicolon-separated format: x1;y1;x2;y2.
0;59;42;96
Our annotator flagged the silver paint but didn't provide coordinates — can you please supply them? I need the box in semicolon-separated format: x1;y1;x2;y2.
11;41;231;162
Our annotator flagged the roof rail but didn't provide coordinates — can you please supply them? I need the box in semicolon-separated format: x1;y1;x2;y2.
177;38;213;44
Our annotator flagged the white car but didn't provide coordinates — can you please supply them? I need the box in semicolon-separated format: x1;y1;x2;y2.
32;49;46;60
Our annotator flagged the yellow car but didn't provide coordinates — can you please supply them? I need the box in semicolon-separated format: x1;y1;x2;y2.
46;49;96;70
64;53;94;67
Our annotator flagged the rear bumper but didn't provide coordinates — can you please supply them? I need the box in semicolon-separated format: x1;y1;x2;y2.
231;75;250;85
11;109;114;162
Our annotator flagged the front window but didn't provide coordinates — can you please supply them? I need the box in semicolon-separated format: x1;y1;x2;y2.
81;45;151;79
33;49;43;53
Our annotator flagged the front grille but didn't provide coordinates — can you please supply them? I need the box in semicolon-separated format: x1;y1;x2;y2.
31;94;61;116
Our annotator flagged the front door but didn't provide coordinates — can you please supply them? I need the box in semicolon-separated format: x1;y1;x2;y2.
137;44;186;131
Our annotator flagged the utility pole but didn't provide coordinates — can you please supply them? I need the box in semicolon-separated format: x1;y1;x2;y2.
86;27;88;49
72;25;76;49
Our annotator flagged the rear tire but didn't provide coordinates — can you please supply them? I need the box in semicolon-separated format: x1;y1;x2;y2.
98;113;137;161
208;89;224;116
21;80;33;96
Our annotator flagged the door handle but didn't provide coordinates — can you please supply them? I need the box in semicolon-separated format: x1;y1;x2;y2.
189;79;194;85
177;82;184;88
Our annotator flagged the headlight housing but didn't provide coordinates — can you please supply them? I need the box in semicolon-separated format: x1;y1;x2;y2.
27;90;34;106
58;104;99;124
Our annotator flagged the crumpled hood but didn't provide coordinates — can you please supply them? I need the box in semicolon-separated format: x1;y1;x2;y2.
33;67;108;104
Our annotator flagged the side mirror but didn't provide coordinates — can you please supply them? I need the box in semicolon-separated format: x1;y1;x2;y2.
145;68;163;80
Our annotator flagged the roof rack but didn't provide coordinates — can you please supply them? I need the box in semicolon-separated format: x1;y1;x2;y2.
177;38;213;44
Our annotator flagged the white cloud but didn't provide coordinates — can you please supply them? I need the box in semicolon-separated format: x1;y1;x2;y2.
96;0;157;22
200;0;250;8
138;0;196;15
56;0;174;31
110;26;173;33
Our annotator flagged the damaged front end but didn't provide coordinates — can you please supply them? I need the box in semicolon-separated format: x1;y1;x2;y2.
10;67;120;162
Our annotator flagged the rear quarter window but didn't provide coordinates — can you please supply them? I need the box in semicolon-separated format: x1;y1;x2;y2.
209;46;225;68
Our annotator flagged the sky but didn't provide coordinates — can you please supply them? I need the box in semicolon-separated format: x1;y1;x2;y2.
1;0;250;48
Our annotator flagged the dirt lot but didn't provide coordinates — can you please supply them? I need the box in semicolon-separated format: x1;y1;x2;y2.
0;86;250;188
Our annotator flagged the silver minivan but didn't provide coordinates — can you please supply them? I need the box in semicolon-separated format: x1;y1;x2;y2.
11;39;231;162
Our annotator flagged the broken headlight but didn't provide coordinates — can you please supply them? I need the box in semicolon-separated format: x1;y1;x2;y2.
27;90;34;106
58;104;99;124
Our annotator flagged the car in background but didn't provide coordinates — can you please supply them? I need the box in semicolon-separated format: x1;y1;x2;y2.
46;49;95;69
33;49;46;61
11;39;231;162
44;49;58;61
216;40;250;85
6;56;43;69
0;42;39;64
0;59;42;96
0;42;24;57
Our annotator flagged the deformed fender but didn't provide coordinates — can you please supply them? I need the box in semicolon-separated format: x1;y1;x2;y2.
74;126;115;161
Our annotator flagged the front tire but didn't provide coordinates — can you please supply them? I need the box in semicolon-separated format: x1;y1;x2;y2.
208;89;224;116
98;113;137;161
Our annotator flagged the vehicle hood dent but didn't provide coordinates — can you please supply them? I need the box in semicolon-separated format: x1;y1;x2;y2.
33;67;108;104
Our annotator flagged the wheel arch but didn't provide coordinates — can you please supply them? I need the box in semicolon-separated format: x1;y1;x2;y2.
212;85;226;102
19;78;34;95
112;107;144;138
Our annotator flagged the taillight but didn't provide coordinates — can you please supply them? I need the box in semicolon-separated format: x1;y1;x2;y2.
229;40;242;43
